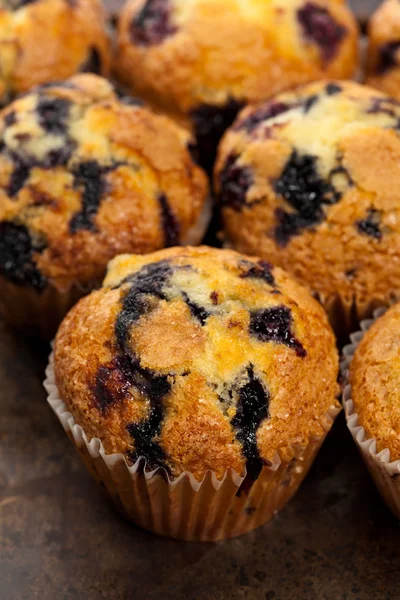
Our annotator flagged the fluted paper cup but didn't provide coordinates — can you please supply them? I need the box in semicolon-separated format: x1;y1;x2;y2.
342;307;400;518
44;353;340;541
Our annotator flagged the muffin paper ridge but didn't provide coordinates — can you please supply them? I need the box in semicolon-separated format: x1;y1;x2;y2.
342;307;400;518
44;352;340;541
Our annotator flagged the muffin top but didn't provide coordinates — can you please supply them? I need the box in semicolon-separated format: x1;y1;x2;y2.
0;0;110;105
0;74;208;292
366;0;400;100
349;303;400;461
215;80;400;321
54;246;339;481
116;0;358;114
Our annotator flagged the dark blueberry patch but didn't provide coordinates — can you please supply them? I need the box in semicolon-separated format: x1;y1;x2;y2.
42;140;76;168
326;83;342;96
0;221;47;289
6;137;75;198
235;102;291;134
181;291;209;325
239;260;275;287
29;187;56;207
158;193;180;247
94;353;171;471
14;133;31;143
115;89;145;107
231;366;270;483
92;355;136;411
219;154;253;211
275;208;303;245
375;41;400;75
304;94;318;113
127;389;168;471
274;151;341;245
328;163;353;189
111;260;178;470
191;99;243;173
297;2;347;64
346;268;356;280
210;291;219;304
249;305;306;357
79;47;102;75
127;417;168;470
367;96;400;118
5;0;38;9
130;0;177;47
69;161;109;232
129;358;171;401
3;111;16;127
7;156;32;197
356;208;382;241
115;260;173;346
36;97;71;135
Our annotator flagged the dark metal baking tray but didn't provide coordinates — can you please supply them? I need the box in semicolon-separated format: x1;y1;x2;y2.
1;2;396;599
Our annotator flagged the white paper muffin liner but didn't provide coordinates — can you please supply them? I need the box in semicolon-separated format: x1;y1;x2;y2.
342;307;400;518
44;353;340;541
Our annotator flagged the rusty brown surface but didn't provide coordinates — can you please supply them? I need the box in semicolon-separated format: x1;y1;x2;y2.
350;0;381;23
0;317;399;600
1;1;397;599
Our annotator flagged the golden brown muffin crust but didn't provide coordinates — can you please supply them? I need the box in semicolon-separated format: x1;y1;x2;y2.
0;0;111;104
0;74;208;292
215;80;400;325
115;0;358;170
115;0;359;113
350;303;400;461
54;246;339;481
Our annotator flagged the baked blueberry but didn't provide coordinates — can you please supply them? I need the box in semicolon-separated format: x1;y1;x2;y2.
53;246;339;537
215;80;400;332
115;0;358;172
219;155;254;211
297;2;347;64
356;208;382;240
129;0;177;47
0;74;208;336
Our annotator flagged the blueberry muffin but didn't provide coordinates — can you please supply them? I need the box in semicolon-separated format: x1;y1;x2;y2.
51;246;339;539
115;0;359;171
0;0;111;105
366;0;400;100
345;304;400;517
0;74;208;337
215;80;400;335
349;304;400;462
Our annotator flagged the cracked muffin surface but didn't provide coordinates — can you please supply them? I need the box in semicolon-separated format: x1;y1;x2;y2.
0;74;208;293
0;0;110;105
115;0;359;170
349;303;400;461
215;80;400;328
366;0;400;100
54;246;339;481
